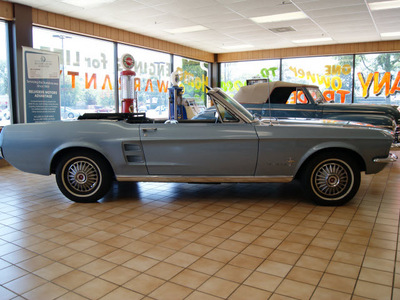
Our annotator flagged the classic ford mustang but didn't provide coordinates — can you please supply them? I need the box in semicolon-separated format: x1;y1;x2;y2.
0;87;397;205
235;81;400;142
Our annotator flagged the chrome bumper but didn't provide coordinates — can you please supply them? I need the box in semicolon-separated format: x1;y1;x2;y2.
373;153;398;163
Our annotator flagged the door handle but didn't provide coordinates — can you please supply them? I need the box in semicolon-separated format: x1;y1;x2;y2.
142;128;157;132
142;128;157;136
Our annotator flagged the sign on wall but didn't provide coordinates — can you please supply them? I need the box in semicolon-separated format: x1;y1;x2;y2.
23;47;60;123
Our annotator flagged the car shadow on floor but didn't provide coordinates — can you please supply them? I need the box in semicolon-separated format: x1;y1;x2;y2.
101;180;310;205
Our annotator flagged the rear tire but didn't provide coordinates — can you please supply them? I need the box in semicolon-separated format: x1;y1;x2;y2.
301;152;360;206
56;151;112;203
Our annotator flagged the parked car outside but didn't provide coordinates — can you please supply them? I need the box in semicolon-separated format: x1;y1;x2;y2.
234;81;400;142
61;107;81;119
0;87;396;206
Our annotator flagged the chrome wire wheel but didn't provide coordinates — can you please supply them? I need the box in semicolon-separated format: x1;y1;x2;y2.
311;158;354;201
67;159;99;194
61;156;102;198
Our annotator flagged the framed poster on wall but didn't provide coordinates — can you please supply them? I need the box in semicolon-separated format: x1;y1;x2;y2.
22;47;60;123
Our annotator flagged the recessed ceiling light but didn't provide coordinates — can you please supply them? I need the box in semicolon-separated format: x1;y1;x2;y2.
251;11;308;24
292;37;332;44
221;44;254;50
369;0;400;11
381;31;400;37
62;0;116;8
164;25;208;34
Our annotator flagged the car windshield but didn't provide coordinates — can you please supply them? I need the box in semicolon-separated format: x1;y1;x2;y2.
217;90;255;122
306;87;325;104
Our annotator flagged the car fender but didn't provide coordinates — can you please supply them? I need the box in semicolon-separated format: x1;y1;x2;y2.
293;141;364;176
50;141;115;174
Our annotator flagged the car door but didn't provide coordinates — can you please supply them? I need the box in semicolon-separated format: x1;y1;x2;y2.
140;122;258;176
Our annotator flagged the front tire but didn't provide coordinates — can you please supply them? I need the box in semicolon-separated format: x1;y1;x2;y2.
301;152;360;206
56;151;112;203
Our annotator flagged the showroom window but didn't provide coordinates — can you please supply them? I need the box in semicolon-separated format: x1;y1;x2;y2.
354;53;400;106
0;21;11;126
33;27;116;119
221;60;280;97
282;55;354;103
173;56;209;107
118;44;171;119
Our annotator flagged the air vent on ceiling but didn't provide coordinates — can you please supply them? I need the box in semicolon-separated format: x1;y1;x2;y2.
269;26;296;33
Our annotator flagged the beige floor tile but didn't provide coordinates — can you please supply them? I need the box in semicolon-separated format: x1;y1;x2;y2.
198;276;239;298
286;266;323;285
74;278;118;299
354;280;393;299
52;270;94;290
188;257;225;275
171;269;210;289
124;273;165;294
275;279;315;300
22;282;68;300
149;282;193;300
311;286;351;300
99;287;143;300
99;265;139;285
215;264;252;283
319;273;356;293
3;273;47;295
244;271;283;292
229;285;272;300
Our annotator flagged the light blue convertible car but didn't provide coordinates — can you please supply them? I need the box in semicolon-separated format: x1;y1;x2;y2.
0;87;397;205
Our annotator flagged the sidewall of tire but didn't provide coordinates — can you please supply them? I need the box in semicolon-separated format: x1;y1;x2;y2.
56;151;112;203
302;152;361;206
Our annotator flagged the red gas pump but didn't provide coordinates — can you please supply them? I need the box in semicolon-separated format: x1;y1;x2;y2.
120;54;137;113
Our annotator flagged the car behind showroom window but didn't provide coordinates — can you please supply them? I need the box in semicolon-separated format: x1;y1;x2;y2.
32;27;116;120
0;21;11;127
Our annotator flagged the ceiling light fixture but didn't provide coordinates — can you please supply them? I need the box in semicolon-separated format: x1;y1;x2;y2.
61;0;116;8
251;11;308;24
292;37;332;44
164;25;208;34
381;31;400;37
369;0;400;10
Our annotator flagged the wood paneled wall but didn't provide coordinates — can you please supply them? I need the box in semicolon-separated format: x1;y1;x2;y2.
0;1;13;20
31;8;215;63
217;40;400;62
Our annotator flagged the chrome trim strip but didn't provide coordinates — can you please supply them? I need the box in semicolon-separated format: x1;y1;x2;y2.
0;147;3;159
373;153;398;163
116;175;293;183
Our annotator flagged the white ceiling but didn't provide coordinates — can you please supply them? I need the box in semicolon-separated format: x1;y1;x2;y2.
7;0;400;53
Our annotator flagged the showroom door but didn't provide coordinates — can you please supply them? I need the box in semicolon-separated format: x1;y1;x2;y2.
140;123;258;176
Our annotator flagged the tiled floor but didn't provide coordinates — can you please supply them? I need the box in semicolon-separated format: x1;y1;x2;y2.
0;150;399;300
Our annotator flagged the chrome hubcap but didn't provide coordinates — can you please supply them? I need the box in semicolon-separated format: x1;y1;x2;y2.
67;160;99;193
315;162;348;197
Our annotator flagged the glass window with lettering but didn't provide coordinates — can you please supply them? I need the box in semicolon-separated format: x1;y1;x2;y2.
282;56;354;103
173;56;209;109
354;53;400;106
0;21;11;126
118;45;170;119
33;27;115;119
220;60;280;97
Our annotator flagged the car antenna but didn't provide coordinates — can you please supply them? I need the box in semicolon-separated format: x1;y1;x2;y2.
267;78;272;126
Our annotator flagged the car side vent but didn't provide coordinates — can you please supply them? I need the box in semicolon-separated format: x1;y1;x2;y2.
122;142;145;164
